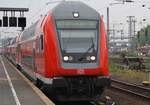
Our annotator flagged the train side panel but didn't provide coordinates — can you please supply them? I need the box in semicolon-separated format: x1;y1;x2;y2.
20;40;36;79
43;14;60;77
99;17;109;76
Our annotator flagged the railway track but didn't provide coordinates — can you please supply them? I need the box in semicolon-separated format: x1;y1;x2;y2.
53;95;116;105
111;79;150;100
55;101;115;105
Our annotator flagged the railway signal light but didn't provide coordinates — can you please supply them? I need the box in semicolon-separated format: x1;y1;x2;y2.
3;16;8;27
0;8;28;30
18;17;26;27
9;17;17;27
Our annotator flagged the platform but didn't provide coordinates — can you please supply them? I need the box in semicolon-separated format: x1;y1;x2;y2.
0;56;55;105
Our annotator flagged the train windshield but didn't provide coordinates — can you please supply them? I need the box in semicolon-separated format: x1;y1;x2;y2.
56;20;98;53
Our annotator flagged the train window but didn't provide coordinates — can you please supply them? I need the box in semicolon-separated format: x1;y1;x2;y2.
56;20;98;53
21;22;37;41
56;20;98;29
58;30;97;53
22;55;33;69
40;35;44;50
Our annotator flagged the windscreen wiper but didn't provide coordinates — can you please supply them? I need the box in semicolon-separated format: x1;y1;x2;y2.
78;38;95;61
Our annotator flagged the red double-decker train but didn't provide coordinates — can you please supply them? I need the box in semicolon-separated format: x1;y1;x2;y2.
4;1;110;102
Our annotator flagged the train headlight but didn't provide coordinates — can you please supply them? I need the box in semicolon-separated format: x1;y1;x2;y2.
73;12;79;18
68;56;73;61
90;56;96;61
86;56;91;61
63;56;69;61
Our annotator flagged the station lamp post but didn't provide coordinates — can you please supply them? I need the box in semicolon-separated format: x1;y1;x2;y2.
107;0;134;48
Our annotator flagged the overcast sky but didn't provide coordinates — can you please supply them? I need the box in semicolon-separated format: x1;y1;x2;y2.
0;0;150;37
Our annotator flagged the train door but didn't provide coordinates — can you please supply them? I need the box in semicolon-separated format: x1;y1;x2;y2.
35;33;45;75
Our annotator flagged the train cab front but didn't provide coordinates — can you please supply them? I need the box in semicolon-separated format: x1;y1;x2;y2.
56;19;99;67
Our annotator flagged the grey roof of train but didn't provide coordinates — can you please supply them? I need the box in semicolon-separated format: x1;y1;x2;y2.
52;1;100;20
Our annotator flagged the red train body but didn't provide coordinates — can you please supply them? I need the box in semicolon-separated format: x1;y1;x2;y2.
4;1;110;102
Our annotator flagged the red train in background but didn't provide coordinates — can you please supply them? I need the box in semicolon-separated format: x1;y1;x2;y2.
3;1;110;102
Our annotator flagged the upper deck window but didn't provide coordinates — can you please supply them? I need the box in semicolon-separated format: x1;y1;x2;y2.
21;22;37;41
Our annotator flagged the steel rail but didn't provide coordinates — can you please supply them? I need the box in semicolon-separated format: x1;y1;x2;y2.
111;79;150;100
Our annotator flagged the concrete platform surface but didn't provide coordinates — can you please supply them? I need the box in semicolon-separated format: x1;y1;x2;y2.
0;56;54;105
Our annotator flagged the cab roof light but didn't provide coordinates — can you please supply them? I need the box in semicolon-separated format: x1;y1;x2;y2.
73;12;79;18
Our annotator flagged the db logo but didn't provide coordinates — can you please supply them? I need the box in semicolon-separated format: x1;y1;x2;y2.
77;69;85;75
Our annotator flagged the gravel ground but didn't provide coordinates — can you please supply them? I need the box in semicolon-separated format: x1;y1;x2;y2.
101;87;150;105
